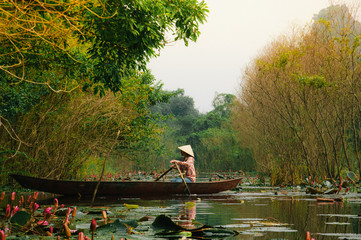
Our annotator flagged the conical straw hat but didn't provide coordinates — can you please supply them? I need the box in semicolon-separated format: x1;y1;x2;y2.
178;145;194;157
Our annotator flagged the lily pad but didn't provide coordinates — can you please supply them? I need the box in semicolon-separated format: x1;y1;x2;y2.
152;215;184;231
346;171;358;183
202;228;238;237
10;211;31;226
155;230;192;238
97;219;138;233
185;201;196;208
124;203;139;209
151;214;238;238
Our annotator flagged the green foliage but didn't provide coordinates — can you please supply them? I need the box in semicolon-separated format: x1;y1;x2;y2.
233;4;361;184
295;74;328;88
0;0;209;180
0;72;172;179
151;92;254;172
0;80;48;123
212;93;235;118
84;0;208;94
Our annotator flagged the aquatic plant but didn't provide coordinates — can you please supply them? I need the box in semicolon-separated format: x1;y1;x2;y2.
90;219;97;240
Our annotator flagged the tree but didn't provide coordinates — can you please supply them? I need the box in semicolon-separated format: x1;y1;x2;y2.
0;71;169;180
212;93;235;118
232;3;361;184
0;0;209;178
151;91;254;172
0;0;208;153
0;0;208;92
85;0;209;94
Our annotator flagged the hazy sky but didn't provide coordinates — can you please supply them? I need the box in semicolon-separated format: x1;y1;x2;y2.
147;0;331;113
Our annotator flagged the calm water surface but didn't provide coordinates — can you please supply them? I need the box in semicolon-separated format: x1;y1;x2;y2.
8;187;361;239
62;187;361;240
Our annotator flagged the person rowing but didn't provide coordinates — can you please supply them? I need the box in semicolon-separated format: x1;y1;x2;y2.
170;145;196;183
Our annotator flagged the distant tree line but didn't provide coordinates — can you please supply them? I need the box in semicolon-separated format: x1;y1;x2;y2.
150;90;255;173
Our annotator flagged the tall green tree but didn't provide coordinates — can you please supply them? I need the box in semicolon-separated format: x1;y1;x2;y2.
0;0;208;180
0;0;208;93
0;71;170;180
0;0;208;129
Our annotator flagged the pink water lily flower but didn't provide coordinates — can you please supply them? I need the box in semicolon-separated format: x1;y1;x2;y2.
78;232;84;240
11;206;19;216
33;192;39;200
90;219;97;231
10;192;15;202
0;192;5;202
43;207;53;219
18;195;24;207
54;198;59;209
37;220;49;226
0;229;5;240
90;218;97;240
33;203;39;212
5;204;10;218
72;207;77;218
66;207;72;217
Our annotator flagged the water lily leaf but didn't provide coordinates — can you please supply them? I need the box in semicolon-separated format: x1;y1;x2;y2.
306;187;324;194
152;215;185;231
260;221;289;227
323;180;333;188
124;203;139;209
10;211;31;226
185;201;195;208
138;216;154;222
155;230;192;238
97;219;138;233
202;228;238;237
346;171;358;183
324;189;338;194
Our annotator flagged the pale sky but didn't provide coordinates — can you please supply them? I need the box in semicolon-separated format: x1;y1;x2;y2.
148;0;332;113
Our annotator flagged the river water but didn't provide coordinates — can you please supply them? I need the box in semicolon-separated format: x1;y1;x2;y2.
5;185;361;239
62;186;361;240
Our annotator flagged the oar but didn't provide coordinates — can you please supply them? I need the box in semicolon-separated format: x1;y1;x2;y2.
155;166;174;181
174;163;191;195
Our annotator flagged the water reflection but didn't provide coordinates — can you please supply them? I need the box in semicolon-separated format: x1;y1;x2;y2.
177;200;197;228
7;189;361;239
178;200;197;229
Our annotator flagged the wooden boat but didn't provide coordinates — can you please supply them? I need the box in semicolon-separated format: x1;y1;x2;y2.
11;174;242;197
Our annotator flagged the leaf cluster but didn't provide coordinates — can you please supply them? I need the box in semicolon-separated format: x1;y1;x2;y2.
0;0;209;179
83;0;209;94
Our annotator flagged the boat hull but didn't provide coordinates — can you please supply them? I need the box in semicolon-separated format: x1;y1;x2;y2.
11;174;242;197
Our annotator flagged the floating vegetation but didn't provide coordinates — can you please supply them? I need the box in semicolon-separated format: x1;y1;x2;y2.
2;183;361;239
152;215;238;238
